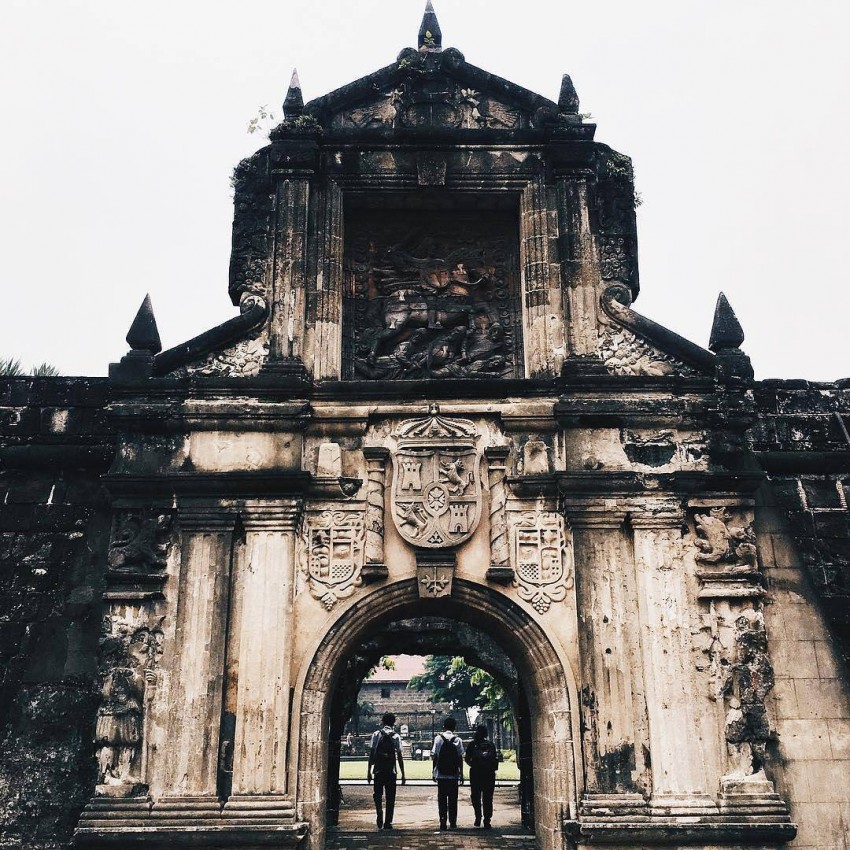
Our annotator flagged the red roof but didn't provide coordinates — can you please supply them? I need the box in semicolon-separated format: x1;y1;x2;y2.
367;655;427;683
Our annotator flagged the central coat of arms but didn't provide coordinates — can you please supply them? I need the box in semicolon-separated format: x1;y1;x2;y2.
390;409;481;549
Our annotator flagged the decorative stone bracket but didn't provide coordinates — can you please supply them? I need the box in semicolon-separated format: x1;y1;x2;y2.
415;548;455;599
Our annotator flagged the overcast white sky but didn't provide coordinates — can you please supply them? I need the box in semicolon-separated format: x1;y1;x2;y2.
1;0;848;380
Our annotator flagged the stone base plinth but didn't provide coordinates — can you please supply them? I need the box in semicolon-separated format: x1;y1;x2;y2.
486;565;515;585
565;790;796;845
75;794;308;849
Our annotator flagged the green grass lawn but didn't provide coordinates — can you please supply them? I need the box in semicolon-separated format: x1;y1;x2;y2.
338;759;520;781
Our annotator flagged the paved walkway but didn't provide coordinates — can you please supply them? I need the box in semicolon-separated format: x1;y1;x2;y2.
328;786;536;850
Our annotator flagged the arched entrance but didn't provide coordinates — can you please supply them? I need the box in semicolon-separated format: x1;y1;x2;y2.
293;579;579;850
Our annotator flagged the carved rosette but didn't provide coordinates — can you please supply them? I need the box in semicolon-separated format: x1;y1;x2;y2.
390;412;481;549
599;235;634;283
511;511;573;614
95;612;164;794
300;510;366;610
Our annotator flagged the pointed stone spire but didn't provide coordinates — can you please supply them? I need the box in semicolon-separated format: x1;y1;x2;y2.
109;294;161;381
558;74;580;114
709;292;745;352
126;294;162;354
418;0;442;51
283;68;303;119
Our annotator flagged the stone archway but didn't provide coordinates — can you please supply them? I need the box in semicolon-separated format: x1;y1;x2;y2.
323;617;528;829
293;579;579;850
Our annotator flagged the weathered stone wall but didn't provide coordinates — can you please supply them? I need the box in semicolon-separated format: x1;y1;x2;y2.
750;379;850;849
0;378;114;849
751;379;850;667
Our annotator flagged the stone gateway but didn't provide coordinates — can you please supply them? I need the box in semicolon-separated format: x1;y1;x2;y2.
2;5;850;850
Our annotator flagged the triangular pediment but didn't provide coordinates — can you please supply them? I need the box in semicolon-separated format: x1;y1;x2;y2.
304;48;558;134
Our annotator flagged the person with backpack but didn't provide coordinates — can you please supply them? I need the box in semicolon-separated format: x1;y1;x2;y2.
464;724;499;829
431;716;464;830
367;712;405;830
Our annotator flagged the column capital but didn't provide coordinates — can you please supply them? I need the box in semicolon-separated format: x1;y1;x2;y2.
629;508;685;530
363;446;390;462
561;499;628;529
177;500;239;532
485;445;511;463
239;499;303;531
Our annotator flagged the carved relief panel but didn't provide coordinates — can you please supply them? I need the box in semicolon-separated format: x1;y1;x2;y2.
332;79;530;132
343;210;523;380
95;611;164;794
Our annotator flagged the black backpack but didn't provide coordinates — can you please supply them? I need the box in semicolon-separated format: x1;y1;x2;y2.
470;739;498;772
374;730;396;771
436;733;460;774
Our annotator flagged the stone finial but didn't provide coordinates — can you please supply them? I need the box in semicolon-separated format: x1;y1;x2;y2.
418;0;442;51
126;294;162;354
558;74;580;114
283;68;304;119
709;292;745;352
109;294;161;381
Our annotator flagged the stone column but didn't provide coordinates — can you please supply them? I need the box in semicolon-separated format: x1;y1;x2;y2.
156;504;235;818
631;505;717;817
555;176;602;357
225;501;302;806
362;448;389;582
269;175;310;366
485;446;512;583
309;181;344;380
567;503;650;806
520;175;566;376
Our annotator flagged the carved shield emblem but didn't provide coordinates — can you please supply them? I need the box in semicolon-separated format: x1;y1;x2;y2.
301;510;365;610
391;412;481;549
512;512;573;614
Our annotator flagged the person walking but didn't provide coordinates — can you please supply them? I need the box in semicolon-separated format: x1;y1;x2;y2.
431;716;464;830
465;724;499;828
367;712;405;830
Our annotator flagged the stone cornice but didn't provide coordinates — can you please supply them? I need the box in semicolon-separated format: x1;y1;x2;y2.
103;471;312;500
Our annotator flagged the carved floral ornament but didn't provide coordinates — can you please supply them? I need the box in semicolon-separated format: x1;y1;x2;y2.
511;511;573;614
300;509;366;610
390;410;482;549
